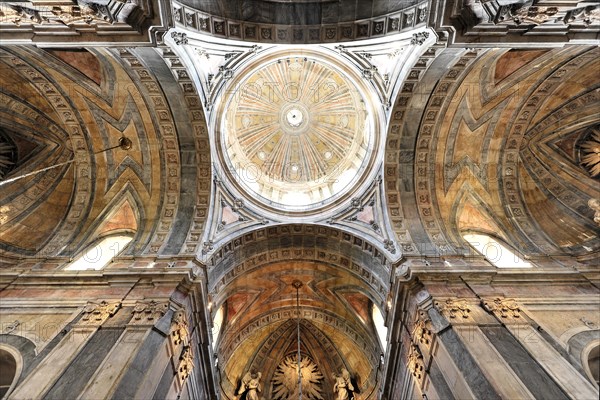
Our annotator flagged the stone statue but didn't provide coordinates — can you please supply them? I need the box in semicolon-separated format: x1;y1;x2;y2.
333;368;354;400
238;371;261;400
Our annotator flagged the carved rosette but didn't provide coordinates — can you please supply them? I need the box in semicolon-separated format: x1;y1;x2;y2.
177;345;194;384
130;300;169;325
79;300;121;326
482;298;522;322
434;298;472;321
170;309;190;347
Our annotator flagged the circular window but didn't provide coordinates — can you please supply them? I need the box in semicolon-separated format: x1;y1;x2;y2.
215;50;378;214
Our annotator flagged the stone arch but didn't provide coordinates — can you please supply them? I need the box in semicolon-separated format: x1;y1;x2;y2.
206;223;392;301
171;0;430;44
0;334;36;393
567;330;600;387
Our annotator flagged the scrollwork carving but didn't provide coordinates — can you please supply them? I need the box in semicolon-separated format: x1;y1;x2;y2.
410;31;429;45
482;298;522;320
130;300;169;325
412;310;433;347
0;1;132;26
171;31;188;45
177;345;194;384
434;298;472;320
170;309;190;347
512;5;559;25
407;344;425;382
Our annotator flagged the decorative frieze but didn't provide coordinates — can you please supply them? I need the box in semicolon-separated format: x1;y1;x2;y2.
437;0;600;45
79;301;121;326
0;1;168;44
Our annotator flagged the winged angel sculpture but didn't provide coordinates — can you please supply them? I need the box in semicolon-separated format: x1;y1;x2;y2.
333;368;355;400
272;355;324;400
238;371;262;400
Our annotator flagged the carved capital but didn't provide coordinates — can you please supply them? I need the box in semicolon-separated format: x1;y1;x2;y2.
434;298;472;321
170;309;190;347
130;300;169;325
80;300;121;326
177;345;194;384
482;298;522;321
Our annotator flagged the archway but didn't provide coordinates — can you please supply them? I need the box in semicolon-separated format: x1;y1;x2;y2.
0;348;18;399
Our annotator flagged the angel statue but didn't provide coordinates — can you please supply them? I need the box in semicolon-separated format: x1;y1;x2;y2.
333;368;354;400
238;371;262;400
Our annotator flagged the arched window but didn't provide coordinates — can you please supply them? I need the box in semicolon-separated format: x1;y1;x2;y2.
65;235;133;271
0;347;20;399
212;304;225;350
463;233;532;268
372;304;388;352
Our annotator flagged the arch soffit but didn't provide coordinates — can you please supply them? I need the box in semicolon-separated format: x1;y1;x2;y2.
0;46;213;260
384;45;600;257
218;305;380;378
206;224;392;300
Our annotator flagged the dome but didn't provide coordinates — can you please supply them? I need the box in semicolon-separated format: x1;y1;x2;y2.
216;49;378;213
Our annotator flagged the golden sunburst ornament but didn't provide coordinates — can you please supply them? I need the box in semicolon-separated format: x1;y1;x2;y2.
580;127;600;177
271;355;324;400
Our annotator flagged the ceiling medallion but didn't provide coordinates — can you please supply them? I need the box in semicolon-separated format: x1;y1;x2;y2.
216;50;379;214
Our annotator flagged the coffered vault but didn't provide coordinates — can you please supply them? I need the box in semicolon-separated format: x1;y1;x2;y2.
0;1;599;400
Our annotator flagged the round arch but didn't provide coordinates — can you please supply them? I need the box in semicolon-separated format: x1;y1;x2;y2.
206;223;392;300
